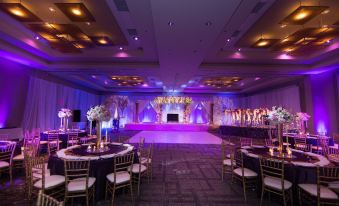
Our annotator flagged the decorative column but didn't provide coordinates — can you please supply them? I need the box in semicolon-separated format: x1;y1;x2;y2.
135;101;139;123
210;103;214;124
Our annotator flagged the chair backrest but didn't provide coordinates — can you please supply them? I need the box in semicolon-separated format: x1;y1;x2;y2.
113;152;134;181
233;149;244;170
265;139;274;147
0;142;16;164
317;166;339;204
29;156;47;190
47;133;60;155
36;190;63;206
295;136;306;145
319;137;330;156
259;157;285;189
64;160;90;192
240;137;252;147
0;134;9;140
67;132;79;146
221;140;234;160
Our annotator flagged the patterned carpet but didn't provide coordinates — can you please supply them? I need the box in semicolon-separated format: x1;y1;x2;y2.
0;140;279;205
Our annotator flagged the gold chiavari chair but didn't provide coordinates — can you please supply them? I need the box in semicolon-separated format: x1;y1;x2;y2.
294;136;312;152
106;152;134;204
47;133;60;156
67;132;79;147
128;147;149;195
137;137;145;156
265;139;275;147
36;190;63;206
221;140;235;181
298;166;339;206
28;156;64;200
332;133;339;149
141;142;154;181
240;137;252;148
64;160;95;206
231;149;258;201
311;136;329;155
259;157;293;206
327;147;339;164
0;142;16;184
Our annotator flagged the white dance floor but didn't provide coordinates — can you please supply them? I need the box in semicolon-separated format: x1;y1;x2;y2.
129;131;222;144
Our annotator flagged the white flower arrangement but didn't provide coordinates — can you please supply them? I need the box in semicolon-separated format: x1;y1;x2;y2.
87;105;112;122
58;108;72;118
295;112;311;121
267;106;294;125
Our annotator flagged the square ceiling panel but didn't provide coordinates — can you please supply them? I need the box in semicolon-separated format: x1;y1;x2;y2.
0;3;41;22
280;6;328;25
55;3;95;22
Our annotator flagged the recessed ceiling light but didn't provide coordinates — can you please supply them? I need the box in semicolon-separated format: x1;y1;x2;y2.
322;9;330;14
98;38;107;44
91;75;96;79
133;36;139;41
294;12;308;20
104;81;108;85
86;22;91;26
49;7;55;12
280;24;287;28
71;8;82;16
237;48;241;52
119;46;123;50
168;21;174;26
10;8;25;17
226;38;230;42
142;83;148;87
35;36;40;40
255;77;261;81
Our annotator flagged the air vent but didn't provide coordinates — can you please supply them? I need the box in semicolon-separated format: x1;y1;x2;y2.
231;30;240;38
113;0;129;12
127;29;137;36
251;2;266;14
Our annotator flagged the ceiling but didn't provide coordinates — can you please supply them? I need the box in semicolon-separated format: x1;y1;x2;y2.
0;0;339;94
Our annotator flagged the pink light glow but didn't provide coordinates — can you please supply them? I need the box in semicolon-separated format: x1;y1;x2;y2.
276;53;294;60
114;52;131;58
229;52;244;59
142;83;149;87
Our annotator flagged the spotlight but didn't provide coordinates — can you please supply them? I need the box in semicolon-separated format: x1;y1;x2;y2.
71;8;82;16
35;36;40;40
237;48;241;52
49;7;56;12
119;46;123;50
10;8;25;17
86;22;91;26
98;38;107;45
226;38;230;42
133;36;139;41
280;24;287;28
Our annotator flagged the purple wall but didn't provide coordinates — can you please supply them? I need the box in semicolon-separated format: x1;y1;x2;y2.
309;70;338;135
0;57;30;128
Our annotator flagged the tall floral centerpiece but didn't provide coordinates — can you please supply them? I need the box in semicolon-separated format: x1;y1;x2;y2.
58;108;72;131
295;112;311;134
87;105;111;146
267;106;294;152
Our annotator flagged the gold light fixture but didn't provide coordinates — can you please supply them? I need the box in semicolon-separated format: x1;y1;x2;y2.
91;36;114;46
0;3;41;22
252;38;279;48
55;3;95;22
280;6;328;25
98;38;107;45
110;76;146;87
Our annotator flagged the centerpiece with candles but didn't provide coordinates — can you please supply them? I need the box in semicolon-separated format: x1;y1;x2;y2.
267;106;294;154
87;105;112;147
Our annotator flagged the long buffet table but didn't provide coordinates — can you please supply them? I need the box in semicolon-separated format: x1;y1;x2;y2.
219;125;277;139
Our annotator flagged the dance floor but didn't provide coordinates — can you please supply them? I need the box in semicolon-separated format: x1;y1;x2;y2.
129;131;222;144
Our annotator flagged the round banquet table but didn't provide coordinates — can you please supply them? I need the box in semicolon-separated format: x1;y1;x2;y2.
41;130;87;148
240;146;334;199
48;143;138;200
283;133;334;147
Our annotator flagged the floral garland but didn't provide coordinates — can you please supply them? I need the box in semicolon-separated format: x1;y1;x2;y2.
87;105;111;122
154;96;192;104
267;106;294;124
295;112;311;121
58;108;72;118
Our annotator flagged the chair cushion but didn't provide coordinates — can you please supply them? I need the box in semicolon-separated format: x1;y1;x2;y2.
34;175;65;189
223;159;235;166
106;171;131;184
298;184;338;200
127;163;147;173
13;154;24;161
0;161;9;168
264;176;292;191
67;177;96;192
39;141;48;144
140;157;151;164
33;169;50;179
233;167;257;178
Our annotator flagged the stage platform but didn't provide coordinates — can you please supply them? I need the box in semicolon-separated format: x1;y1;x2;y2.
124;123;209;131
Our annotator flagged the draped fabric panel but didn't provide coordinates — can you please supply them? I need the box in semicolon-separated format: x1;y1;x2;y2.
239;85;301;112
22;76;100;131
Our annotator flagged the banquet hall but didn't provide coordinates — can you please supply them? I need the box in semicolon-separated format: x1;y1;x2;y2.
0;0;339;205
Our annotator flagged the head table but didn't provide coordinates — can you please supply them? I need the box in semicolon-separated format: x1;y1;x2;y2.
48;143;138;200
240;145;335;199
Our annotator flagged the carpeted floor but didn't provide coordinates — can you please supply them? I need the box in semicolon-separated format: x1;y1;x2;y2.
0;134;278;206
